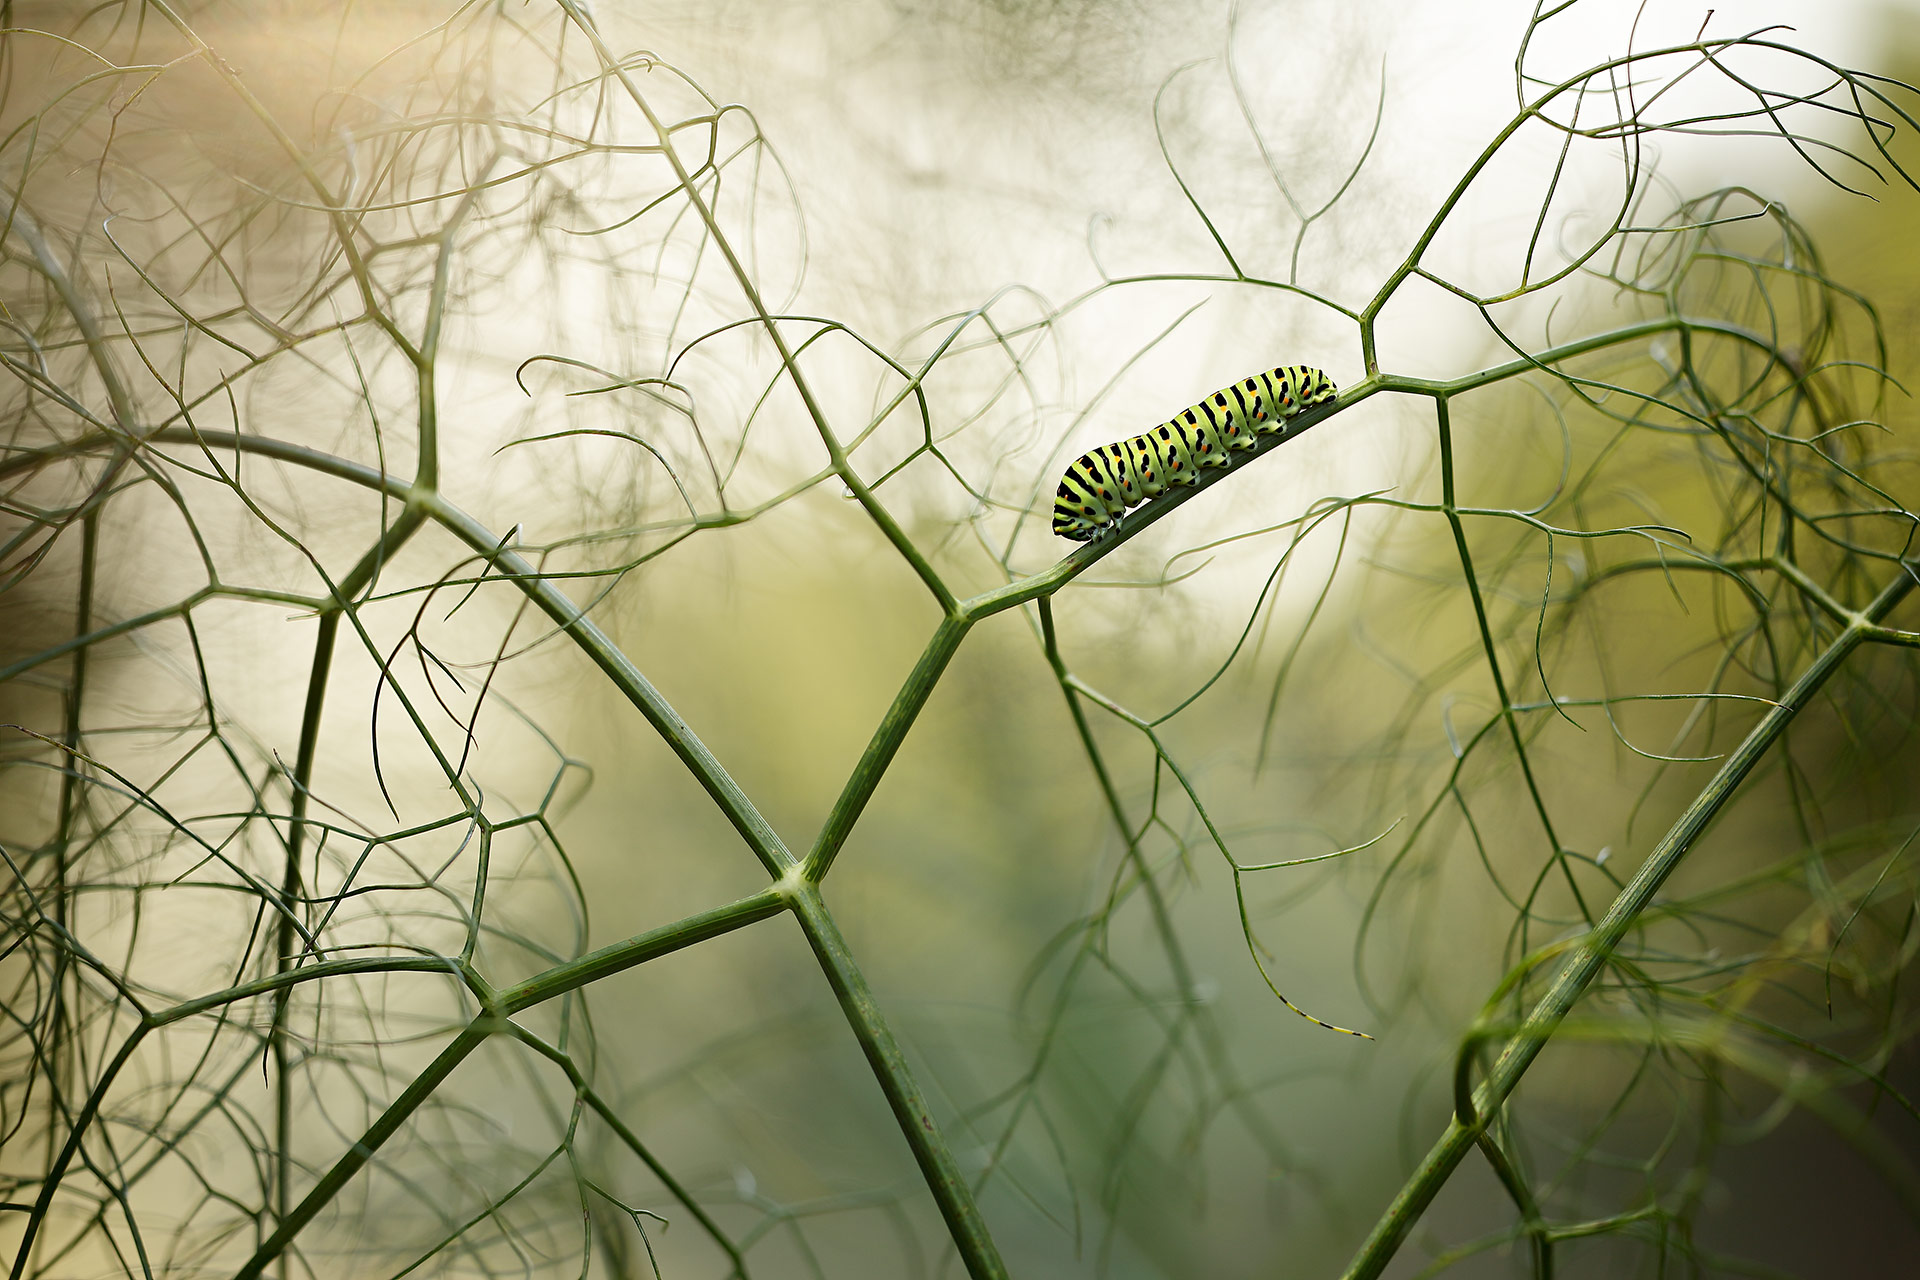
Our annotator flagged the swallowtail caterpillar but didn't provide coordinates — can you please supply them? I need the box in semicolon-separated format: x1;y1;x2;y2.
1052;365;1337;542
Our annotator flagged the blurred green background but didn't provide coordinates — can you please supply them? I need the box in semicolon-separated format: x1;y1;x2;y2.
6;2;1920;1277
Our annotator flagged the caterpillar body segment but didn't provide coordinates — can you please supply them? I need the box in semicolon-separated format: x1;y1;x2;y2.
1052;365;1337;542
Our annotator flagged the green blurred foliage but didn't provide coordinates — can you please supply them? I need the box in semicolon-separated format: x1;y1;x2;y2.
6;3;1920;1279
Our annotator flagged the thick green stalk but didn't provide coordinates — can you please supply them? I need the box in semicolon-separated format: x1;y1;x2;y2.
9;1023;149;1280
15;426;797;876
228;890;787;1280
1339;564;1916;1280
416;491;800;876
801;613;972;881
783;883;1010;1280
498;888;788;1012
232;1024;492;1280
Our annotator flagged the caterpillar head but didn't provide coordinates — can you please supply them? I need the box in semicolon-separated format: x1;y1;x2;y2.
1302;368;1338;407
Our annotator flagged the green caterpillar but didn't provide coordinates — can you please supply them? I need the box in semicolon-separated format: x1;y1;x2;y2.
1052;365;1337;542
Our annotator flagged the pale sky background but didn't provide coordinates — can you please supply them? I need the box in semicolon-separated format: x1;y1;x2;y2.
572;0;1920;489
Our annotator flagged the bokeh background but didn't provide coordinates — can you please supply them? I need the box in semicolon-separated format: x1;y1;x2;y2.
5;1;1920;1277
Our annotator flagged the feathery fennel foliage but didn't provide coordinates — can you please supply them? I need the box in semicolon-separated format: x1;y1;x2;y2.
3;3;1918;1278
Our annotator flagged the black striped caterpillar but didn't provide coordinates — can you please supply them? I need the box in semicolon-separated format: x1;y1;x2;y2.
1052;365;1337;541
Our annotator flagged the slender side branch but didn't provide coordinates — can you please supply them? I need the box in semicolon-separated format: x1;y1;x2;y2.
553;0;957;614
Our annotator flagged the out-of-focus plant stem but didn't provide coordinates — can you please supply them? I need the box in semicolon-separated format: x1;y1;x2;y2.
1340;562;1918;1280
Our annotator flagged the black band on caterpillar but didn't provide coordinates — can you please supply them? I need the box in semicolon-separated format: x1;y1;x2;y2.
1052;365;1337;542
